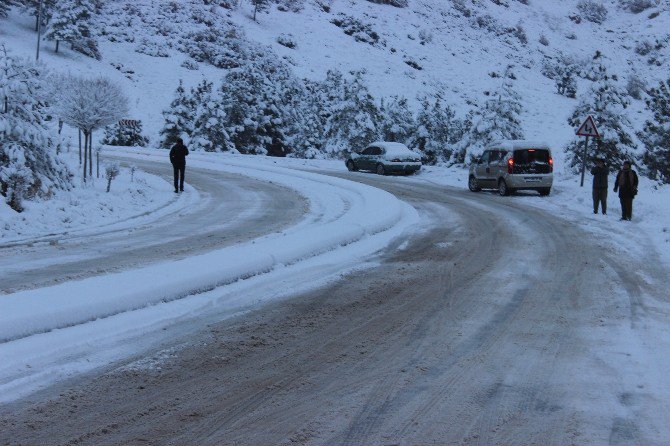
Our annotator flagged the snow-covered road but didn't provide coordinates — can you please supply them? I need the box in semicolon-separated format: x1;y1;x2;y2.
2;166;668;445
0;150;419;400
0;157;306;293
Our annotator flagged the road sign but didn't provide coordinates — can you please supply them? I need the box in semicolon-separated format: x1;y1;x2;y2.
576;115;600;138
119;119;139;126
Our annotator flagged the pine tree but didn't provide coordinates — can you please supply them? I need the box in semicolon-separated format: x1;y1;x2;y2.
413;97;463;164
324;70;380;156
159;80;195;150
290;80;326;159
565;63;636;171
0;0;15;18
44;0;100;59
641;79;670;183
379;96;415;146
465;69;524;162
0;45;71;212
102;121;149;147
191;82;233;152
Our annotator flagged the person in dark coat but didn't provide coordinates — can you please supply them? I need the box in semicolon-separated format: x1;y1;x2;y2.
613;161;639;221
169;138;189;193
591;158;608;215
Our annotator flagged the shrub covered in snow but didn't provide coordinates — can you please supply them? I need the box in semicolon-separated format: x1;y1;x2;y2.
619;0;659;13
366;0;408;7
330;14;384;47
577;0;608;24
277;33;297;49
102;121;149;147
0;46;72;212
105;162;120;192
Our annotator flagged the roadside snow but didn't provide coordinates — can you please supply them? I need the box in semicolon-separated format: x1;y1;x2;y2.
0;152;186;245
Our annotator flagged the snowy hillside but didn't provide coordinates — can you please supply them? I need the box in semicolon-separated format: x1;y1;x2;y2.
2;0;669;167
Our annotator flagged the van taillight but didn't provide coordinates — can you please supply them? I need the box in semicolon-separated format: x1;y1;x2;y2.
507;158;514;174
549;157;554;172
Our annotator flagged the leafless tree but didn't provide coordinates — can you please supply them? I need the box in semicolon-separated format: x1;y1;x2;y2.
49;75;129;181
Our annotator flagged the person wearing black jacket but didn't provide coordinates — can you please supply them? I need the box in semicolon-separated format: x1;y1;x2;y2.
591;158;608;215
169;138;189;193
613;161;639;221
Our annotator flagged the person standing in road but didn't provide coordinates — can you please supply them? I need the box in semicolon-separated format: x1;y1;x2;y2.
591;158;608;215
613;161;639;221
169;138;189;193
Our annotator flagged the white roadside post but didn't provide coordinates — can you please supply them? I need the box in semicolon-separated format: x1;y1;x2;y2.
576;115;601;187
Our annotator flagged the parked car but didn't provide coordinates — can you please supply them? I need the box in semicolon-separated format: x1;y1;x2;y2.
468;141;553;196
346;142;422;175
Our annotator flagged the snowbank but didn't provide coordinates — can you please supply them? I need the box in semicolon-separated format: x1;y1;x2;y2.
0;149;419;342
0;152;190;245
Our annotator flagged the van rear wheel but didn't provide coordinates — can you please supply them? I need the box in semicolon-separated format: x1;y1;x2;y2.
346;160;357;172
376;164;386;176
539;188;551;196
498;179;510;196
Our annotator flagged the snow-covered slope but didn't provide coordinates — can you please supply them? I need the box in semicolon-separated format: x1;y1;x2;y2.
2;0;668;167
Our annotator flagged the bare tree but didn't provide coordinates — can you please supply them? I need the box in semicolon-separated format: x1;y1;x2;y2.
49;75;128;181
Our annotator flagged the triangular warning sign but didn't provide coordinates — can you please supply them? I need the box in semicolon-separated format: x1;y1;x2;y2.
576;115;600;138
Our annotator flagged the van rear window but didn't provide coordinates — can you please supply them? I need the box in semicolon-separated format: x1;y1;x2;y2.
513;149;550;165
512;149;551;174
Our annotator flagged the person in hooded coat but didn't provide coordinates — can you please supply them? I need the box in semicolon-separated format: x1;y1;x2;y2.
169;138;189;193
613;161;639;221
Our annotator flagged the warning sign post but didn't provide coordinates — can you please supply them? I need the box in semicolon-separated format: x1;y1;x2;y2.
576;116;601;187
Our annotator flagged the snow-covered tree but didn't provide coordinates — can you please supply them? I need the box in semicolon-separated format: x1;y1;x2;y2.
464;69;524;162
49;75;129;180
413;96;465;164
102;120;149;147
20;0;57;31
641;79;670;183
220;62;290;156
565;63;636;171
289;80;326;159
191;81;233;152
252;0;272;21
45;0;100;59
324;70;380;156
379;96;415;145
0;0;15;18
159;80;195;150
0;45;71;212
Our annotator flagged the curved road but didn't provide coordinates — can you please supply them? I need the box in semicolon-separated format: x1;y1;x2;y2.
0;172;667;445
0;158;307;293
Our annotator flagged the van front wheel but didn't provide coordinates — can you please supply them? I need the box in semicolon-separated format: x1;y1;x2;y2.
468;176;481;192
539;188;551;196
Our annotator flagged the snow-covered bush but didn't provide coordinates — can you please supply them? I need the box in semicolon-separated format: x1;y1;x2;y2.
135;37;170;58
641;79;670;183
418;29;433;45
539;34;550;46
0;0;12;18
366;0;408;7
104;162;120;192
0;47;72;212
330;14;383;47
277;33;297;49
102;121;149;147
379;96;415;146
620;0;659;13
276;0;304;12
577;0;608;24
635;40;654;55
626;74;647;100
181;59;199;70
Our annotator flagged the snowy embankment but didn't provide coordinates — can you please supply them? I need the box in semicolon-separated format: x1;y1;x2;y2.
0;152;193;246
0;149;419;343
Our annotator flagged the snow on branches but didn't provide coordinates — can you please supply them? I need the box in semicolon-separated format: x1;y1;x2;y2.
0;45;71;212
